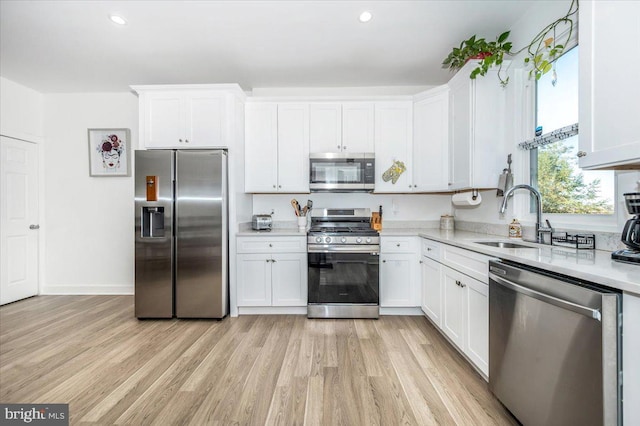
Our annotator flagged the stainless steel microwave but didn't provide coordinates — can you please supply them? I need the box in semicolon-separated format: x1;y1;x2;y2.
309;153;375;192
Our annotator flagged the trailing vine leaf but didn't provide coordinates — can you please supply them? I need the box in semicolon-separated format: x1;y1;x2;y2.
441;0;578;86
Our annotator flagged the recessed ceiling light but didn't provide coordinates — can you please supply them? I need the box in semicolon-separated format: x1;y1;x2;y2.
109;15;127;25
359;11;373;23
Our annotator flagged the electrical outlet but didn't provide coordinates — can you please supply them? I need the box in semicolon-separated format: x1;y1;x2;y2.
270;208;275;215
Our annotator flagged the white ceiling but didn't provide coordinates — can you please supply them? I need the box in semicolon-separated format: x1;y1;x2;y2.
0;0;539;93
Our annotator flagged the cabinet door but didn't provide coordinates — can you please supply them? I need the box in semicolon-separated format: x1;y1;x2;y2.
277;104;310;192
245;103;278;192
342;102;374;153
413;88;449;191
448;77;472;190
144;92;184;148
472;73;507;188
380;253;415;307
464;276;489;376
309;103;341;153
421;257;442;327
579;0;640;169
374;102;413;192
185;92;226;147
236;254;272;306
271;253;307;306
442;266;464;349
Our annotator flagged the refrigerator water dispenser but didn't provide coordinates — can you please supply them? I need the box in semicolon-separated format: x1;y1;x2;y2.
141;206;165;238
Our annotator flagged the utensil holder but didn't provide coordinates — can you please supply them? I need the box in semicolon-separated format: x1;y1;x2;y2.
297;216;307;231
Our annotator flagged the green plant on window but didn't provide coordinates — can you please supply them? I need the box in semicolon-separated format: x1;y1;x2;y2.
442;0;579;86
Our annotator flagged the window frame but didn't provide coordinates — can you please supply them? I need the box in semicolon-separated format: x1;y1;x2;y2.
522;41;619;233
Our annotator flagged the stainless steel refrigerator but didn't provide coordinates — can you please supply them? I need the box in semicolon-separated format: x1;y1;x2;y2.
134;149;228;319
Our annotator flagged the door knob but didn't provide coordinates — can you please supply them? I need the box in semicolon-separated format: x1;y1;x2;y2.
577;151;587;158
29;224;40;230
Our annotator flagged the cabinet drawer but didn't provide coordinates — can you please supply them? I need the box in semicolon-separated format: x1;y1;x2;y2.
381;237;418;253
442;245;495;284
237;236;306;253
421;238;441;261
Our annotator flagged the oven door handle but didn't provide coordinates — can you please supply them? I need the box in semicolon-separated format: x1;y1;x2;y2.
490;273;602;321
308;245;379;254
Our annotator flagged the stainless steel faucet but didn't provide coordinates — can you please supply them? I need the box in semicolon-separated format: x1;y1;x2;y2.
500;184;553;244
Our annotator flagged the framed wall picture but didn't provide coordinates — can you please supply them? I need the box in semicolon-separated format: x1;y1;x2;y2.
88;128;131;177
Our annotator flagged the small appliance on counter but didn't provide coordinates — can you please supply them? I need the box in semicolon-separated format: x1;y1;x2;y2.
612;192;640;264
252;214;273;231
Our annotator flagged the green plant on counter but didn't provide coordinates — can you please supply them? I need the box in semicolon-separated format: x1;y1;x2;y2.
442;0;579;86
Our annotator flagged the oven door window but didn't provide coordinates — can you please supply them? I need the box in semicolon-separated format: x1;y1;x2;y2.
310;159;363;184
308;252;379;304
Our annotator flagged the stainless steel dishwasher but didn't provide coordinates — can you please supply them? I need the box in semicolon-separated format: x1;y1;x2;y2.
488;260;621;426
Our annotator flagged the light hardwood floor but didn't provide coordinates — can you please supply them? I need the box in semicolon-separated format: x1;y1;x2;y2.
0;296;517;425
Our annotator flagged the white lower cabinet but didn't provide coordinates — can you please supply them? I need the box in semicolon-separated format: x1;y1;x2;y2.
380;237;420;307
420;237;490;377
420;257;442;327
236;237;307;307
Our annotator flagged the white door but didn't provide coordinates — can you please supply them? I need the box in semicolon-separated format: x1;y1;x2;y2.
413;88;449;191
277;103;310;193
464;276;489;376
421;257;442;327
186;93;226;147
1;136;39;305
271;253;307;306
448;77;472;190
380;253;414;307
374;102;413;192
342;102;374;153
309;103;341;153
144;92;184;148
245;103;278;192
442;265;464;349
236;253;272;306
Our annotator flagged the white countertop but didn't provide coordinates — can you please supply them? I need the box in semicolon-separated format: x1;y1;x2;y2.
408;228;640;295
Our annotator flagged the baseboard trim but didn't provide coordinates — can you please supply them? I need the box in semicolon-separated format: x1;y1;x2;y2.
41;285;134;295
238;306;307;315
380;307;423;316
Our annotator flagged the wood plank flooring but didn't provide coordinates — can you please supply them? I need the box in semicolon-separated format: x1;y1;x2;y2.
0;296;517;425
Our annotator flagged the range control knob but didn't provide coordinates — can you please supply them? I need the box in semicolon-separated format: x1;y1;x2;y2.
366;237;372;243
356;237;363;244
315;237;323;243
341;237;347;243
325;237;332;243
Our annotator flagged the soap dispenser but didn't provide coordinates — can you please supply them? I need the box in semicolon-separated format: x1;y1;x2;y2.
509;219;522;238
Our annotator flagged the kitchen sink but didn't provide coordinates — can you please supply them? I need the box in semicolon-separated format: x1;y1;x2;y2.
474;241;538;249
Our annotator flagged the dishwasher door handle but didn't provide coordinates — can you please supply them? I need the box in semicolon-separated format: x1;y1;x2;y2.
490;274;602;321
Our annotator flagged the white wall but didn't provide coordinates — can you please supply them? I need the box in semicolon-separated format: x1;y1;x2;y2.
43;92;138;294
253;192;451;223
0;77;44;142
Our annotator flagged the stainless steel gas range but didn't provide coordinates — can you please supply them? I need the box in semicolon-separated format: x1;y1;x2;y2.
307;208;379;319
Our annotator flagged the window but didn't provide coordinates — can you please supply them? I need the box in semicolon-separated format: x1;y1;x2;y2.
530;46;614;215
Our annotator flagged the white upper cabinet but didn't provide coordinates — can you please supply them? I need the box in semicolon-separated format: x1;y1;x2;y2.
413;86;449;192
579;0;640;169
309;102;375;154
309;103;342;153
132;84;244;149
245;102;309;193
342;102;375;153
277;104;310;193
245;103;278;192
447;62;507;190
374;101;413;192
